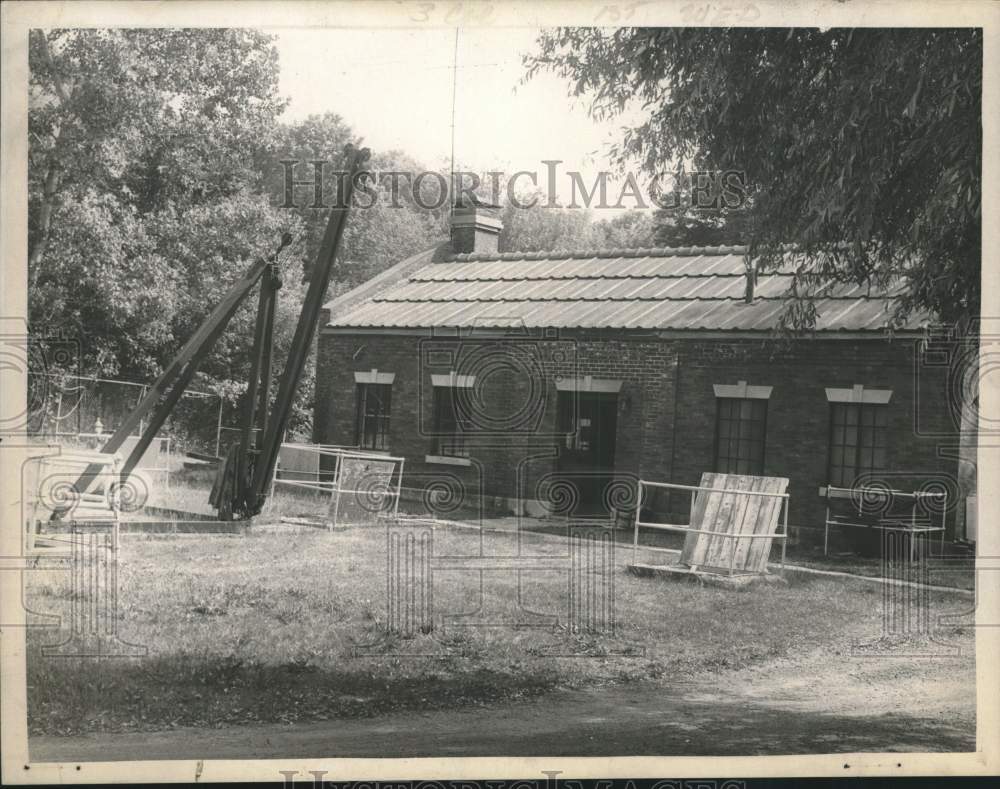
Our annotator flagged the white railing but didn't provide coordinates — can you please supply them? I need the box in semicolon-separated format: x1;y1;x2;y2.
25;448;123;556
271;443;406;526
632;479;789;576
821;484;947;558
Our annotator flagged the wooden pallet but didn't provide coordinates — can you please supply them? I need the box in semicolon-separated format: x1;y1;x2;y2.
681;472;789;575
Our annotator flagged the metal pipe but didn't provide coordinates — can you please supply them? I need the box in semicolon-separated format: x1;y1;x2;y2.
214;396;224;458
330;452;343;530
941;490;948;557
634;520;786;539
824;501;831;556
781;497;788;576
638;479;788;498
278;444;406;463
274;478;336;490
825;485;944;500
633;482;642;565
394;457;405;518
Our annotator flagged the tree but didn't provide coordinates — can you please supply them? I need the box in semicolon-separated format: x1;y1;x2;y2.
526;28;982;328
593;211;658;249
500;197;604;253
29;29;286;272
497;186;660;253
652;203;753;248
28;28;304;442
262;115;443;295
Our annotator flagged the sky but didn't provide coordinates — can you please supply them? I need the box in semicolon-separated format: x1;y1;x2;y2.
273;28;646;211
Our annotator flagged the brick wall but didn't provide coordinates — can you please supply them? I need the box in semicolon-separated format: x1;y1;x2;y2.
315;329;963;542
315;330;680;517
670;337;961;540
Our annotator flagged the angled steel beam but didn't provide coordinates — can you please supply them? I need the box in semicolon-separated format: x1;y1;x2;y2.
65;254;274;506
235;245;285;513
246;145;370;512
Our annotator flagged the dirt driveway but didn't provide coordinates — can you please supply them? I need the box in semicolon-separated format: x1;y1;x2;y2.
31;640;975;761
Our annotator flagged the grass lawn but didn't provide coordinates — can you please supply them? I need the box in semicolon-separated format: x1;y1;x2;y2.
142;474;978;592
476;512;976;590
24;479;974;737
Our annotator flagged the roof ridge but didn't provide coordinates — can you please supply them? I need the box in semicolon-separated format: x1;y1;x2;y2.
368;295;876;303
446;245;749;263
408;272;761;282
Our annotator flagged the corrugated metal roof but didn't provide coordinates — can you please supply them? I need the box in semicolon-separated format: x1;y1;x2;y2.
325;246;925;332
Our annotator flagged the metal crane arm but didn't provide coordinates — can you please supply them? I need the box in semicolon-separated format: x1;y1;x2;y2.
65;144;369;522
67;253;276;504
245;144;371;513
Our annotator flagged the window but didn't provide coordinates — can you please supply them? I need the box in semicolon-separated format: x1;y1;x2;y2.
432;386;470;457
828;403;888;486
714;397;767;475
354;383;391;450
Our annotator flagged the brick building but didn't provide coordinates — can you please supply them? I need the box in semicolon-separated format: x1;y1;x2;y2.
315;204;971;546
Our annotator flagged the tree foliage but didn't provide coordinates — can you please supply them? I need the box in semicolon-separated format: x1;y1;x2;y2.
596;210;658;249
28;29;309;437
498;188;657;253
526;28;982;327
500;199;605;253
28;31;448;441
262;114;444;296
653;203;752;248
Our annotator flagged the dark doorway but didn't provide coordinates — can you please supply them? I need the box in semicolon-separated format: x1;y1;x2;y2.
556;390;619;515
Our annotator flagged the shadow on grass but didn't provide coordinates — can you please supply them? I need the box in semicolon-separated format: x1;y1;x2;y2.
28;649;561;737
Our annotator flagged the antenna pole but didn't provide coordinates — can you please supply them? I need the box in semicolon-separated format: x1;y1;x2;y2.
450;27;459;213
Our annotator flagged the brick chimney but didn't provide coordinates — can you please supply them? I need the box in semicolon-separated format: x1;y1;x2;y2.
450;197;502;255
744;261;757;303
